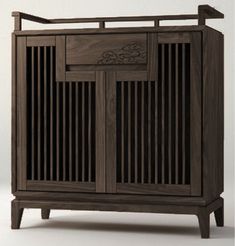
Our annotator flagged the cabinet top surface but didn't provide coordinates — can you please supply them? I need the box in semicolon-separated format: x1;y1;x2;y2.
13;25;223;36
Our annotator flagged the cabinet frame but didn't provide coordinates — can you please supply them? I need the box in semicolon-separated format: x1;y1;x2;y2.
11;5;224;238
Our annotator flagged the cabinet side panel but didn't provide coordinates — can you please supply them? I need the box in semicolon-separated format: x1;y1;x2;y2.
202;28;224;201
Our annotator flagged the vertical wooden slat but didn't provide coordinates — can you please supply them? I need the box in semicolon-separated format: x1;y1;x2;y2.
128;82;131;183
50;46;53;181
182;43;186;184
168;44;172;184
31;47;35;180
37;47;41;181
82;82;85;182
134;81;138;183
155;78;158;184
141;81;144;184
56;83;59;181
62;82;66;181
16;37;27;189
69;82;72;181
75;83;79;181
148;81;151;183
175;43;179;184
88;82;92;182
43;47;47;180
96;71;106;192
161;44;165;184
121;82;124;183
106;72;117;193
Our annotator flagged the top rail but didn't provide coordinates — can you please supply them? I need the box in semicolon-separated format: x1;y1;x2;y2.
12;5;224;31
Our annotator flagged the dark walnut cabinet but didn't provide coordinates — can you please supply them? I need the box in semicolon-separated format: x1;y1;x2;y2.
12;5;224;238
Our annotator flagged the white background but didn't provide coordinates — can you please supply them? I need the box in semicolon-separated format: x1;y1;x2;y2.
0;0;234;245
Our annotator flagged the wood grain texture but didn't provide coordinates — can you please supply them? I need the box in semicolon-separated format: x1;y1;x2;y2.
13;25;208;37
12;5;223;31
158;32;190;43
12;9;224;237
116;71;147;81
190;32;202;196
27;181;96;192
27;36;55;46
14;190;208;206
16;37;27;190
147;33;157;81
105;72;117;193
65;71;95;81
12;33;17;193
67;64;147;72
117;183;191;196
56;36;65;81
11;199;24;229
202;27;224;202
95;71;106;192
66;34;147;65
11;197;224;238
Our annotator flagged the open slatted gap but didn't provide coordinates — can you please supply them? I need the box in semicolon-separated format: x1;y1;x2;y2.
26;46;96;185
116;42;191;187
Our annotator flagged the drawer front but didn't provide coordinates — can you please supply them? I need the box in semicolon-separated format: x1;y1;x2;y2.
66;34;147;65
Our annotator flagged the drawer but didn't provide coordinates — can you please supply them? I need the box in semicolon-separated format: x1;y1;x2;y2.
66;33;147;65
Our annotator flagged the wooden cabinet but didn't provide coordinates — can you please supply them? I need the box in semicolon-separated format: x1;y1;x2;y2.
12;5;224;238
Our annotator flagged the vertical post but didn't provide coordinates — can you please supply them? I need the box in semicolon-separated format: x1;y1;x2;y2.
96;71;106;192
41;209;50;219
99;21;105;28
13;14;22;31
106;72;117;193
198;6;206;25
154;19;159;27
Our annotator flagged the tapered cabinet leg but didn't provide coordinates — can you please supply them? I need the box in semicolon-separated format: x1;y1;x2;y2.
214;200;224;227
41;209;50;219
197;209;210;239
11;200;24;229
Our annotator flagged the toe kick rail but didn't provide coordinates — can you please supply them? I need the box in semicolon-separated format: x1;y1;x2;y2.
11;197;224;238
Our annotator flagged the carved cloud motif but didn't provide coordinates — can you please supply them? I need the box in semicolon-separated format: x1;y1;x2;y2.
97;42;146;64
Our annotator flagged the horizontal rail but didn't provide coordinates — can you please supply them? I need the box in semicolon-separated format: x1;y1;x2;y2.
12;5;224;31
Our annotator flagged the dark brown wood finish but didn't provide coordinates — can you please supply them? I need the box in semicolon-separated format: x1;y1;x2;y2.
41;209;50;219
12;5;223;31
12;33;17;193
16;37;27;190
12;5;224;238
95;71;106;192
202;27;224;202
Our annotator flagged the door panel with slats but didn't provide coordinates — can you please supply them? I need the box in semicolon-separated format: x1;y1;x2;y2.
16;32;201;196
16;36;104;193
106;32;202;196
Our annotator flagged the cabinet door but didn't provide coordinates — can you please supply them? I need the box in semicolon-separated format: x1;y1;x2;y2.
15;36;105;193
106;32;202;196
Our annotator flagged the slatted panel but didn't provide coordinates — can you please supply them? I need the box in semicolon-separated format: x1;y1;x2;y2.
116;43;191;185
26;46;96;183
